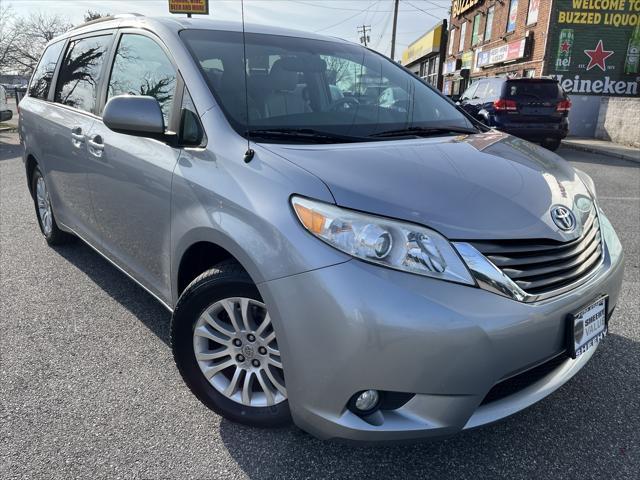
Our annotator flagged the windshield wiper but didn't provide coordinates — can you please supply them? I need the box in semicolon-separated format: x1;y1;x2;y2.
370;126;478;138
247;128;372;143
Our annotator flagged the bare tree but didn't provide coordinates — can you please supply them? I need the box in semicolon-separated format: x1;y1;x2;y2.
0;6;19;74
2;12;73;75
84;10;110;22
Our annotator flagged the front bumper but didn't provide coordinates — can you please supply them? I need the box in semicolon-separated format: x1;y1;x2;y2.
259;215;624;442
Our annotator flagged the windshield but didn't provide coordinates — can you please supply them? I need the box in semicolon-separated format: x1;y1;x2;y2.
180;29;473;141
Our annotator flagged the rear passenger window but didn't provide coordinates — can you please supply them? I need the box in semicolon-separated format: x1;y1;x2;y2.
28;41;64;100
54;35;112;113
107;34;177;124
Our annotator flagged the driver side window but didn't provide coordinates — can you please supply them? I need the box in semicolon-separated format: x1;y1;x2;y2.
107;34;177;125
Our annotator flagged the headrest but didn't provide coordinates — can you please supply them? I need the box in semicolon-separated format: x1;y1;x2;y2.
269;59;298;92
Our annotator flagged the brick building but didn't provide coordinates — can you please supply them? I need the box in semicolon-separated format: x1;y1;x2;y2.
443;0;551;97
443;0;640;141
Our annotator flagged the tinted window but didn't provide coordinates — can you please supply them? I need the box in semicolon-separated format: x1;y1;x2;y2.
505;81;562;100
460;82;478;101
107;34;177;123
54;35;111;113
180;89;205;146
474;81;489;99
181;30;473;140
28;41;64;100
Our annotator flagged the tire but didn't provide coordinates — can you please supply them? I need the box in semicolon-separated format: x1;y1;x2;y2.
541;138;561;151
171;260;291;427
31;167;75;246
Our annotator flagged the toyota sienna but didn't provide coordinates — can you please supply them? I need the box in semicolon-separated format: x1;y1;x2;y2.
18;15;624;442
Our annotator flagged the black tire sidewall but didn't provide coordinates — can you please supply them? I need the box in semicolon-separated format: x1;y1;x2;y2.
171;271;291;427
31;168;53;240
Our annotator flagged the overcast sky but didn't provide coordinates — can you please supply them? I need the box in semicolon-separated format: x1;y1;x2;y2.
6;0;452;59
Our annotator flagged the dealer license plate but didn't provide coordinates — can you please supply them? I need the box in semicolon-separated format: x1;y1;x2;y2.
568;296;608;358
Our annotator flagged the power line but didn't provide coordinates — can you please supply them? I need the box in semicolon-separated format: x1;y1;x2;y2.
313;1;378;33
288;0;444;13
403;0;445;20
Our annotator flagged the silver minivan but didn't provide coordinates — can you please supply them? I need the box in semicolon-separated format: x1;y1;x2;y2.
19;15;624;442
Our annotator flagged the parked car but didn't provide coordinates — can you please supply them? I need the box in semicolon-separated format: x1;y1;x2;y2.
19;15;623;443
458;77;570;151
0;85;12;122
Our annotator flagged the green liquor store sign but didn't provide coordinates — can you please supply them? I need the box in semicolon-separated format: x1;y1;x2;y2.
546;0;640;96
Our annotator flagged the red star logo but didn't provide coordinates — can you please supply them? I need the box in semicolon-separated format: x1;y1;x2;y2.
561;41;570;52
584;40;614;72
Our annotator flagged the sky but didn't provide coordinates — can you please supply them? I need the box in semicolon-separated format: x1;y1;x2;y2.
4;0;452;60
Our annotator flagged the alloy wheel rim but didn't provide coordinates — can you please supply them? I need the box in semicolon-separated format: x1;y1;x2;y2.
36;176;53;236
193;297;287;407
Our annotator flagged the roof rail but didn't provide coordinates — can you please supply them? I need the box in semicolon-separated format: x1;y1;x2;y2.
71;13;144;30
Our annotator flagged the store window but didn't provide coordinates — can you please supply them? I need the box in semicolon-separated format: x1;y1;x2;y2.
448;28;455;55
524;69;536;78
506;0;518;33
485;6;494;42
459;21;467;52
472;14;482;46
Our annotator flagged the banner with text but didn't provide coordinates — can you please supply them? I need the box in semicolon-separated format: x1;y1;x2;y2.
546;0;640;96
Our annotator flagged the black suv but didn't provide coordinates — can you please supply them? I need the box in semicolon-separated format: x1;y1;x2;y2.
458;77;570;151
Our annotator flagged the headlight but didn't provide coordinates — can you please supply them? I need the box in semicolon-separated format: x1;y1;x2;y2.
291;196;475;285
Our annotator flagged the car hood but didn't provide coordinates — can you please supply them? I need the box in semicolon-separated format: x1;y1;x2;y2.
261;131;594;241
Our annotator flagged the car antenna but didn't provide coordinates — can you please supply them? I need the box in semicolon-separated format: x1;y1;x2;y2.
241;0;255;163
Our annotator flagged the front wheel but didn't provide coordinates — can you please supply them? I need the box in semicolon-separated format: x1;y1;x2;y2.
171;261;291;427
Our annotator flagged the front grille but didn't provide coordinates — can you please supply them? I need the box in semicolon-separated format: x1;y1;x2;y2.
480;354;568;405
469;212;602;296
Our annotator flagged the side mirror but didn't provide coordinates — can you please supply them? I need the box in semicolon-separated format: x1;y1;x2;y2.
103;95;166;139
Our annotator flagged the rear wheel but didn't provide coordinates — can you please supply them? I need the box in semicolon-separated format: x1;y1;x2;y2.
541;138;561;151
31;167;74;245
171;260;291;427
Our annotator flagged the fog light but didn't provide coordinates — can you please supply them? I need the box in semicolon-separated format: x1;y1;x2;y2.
354;389;380;412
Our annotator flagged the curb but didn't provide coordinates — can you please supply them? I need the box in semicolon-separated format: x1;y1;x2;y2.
562;141;640;164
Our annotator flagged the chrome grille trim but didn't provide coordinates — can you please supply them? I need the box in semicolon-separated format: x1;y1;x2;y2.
469;211;602;296
454;208;606;303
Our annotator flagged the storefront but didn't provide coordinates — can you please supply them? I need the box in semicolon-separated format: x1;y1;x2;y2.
444;0;639;141
444;0;549;95
401;20;448;90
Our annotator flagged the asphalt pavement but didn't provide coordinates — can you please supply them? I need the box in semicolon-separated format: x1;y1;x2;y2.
1;131;638;479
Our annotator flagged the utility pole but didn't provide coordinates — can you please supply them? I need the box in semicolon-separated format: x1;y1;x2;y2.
390;0;400;61
357;24;371;46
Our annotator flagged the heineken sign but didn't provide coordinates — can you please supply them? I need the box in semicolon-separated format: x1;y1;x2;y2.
546;0;640;96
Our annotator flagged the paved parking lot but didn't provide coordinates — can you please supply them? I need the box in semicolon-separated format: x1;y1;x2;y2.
1;131;638;479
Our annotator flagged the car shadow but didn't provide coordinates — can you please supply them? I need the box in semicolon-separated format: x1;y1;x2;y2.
219;333;639;479
52;241;172;345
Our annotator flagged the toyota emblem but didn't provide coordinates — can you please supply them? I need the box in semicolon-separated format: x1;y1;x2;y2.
551;205;577;232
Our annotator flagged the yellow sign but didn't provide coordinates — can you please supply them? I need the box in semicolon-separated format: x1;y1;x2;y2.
169;0;209;15
401;24;443;65
452;0;483;17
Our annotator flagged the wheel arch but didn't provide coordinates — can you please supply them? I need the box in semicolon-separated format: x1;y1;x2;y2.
173;227;264;305
25;153;39;198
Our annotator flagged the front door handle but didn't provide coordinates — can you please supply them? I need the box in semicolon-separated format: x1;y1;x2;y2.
87;134;104;158
71;126;84;147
